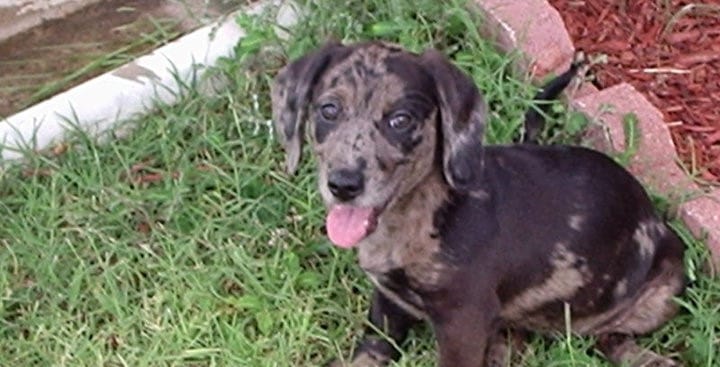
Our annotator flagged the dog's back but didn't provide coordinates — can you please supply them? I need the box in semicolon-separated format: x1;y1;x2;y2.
436;144;686;334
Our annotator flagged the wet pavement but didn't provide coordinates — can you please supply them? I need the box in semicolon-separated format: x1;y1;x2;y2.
0;0;244;117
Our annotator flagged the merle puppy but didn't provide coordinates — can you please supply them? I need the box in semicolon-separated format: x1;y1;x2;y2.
270;41;685;367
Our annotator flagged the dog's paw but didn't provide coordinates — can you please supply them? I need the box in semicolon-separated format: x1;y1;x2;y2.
323;351;388;367
324;359;381;367
598;335;682;367
324;359;345;367
629;347;683;367
630;353;682;367
485;341;510;367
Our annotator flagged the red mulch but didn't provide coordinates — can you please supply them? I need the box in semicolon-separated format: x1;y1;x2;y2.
549;0;720;185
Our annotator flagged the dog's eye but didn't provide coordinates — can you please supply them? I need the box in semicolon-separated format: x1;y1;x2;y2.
388;113;412;131
320;103;340;121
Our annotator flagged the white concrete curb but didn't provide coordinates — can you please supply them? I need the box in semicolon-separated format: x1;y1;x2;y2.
0;0;296;161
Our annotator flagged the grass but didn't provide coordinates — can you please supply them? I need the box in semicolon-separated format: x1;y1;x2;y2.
1;0;718;366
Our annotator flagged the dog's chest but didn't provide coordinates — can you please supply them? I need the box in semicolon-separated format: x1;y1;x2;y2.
357;215;448;289
359;224;450;321
366;271;428;319
357;213;449;320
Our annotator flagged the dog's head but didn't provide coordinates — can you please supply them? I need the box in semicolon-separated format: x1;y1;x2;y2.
271;41;487;248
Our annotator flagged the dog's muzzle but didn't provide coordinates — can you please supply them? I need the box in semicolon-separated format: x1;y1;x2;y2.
328;168;365;201
324;168;380;249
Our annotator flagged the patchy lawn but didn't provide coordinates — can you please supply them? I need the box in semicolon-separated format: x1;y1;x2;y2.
1;0;717;366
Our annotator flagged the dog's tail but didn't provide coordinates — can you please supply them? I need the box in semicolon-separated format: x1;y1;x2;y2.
521;59;584;144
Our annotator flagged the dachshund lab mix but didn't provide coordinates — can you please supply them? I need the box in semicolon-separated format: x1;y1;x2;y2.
270;41;685;367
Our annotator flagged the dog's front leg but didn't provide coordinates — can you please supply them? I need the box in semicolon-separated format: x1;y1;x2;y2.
328;288;422;367
484;329;528;367
432;296;500;367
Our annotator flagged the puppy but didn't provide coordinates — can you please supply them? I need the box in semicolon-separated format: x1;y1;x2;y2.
271;41;685;367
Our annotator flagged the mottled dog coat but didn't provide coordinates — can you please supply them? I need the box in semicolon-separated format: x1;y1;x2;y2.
271;41;686;367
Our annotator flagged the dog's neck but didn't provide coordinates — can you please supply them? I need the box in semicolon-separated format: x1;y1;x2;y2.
358;169;451;290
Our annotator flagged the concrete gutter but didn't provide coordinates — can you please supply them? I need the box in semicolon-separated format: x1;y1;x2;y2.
0;0;297;161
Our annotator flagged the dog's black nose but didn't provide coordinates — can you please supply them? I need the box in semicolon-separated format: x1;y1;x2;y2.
328;169;364;201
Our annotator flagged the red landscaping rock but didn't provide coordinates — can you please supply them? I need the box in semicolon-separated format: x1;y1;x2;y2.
680;191;720;268
570;82;699;200
565;81;598;101
473;0;575;80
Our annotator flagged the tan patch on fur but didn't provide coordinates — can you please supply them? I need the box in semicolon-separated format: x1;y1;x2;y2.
501;242;591;321
568;214;584;231
614;278;628;299
633;220;666;259
599;280;682;334
571;262;684;335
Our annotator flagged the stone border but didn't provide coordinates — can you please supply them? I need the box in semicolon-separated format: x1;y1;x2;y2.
473;0;720;268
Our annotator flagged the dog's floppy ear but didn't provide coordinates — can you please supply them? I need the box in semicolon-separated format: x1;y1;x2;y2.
271;41;351;174
421;49;488;192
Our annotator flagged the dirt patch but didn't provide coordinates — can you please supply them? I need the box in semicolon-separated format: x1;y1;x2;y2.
549;0;720;185
0;0;242;118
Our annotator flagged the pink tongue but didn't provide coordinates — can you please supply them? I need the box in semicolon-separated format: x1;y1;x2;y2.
326;205;374;248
